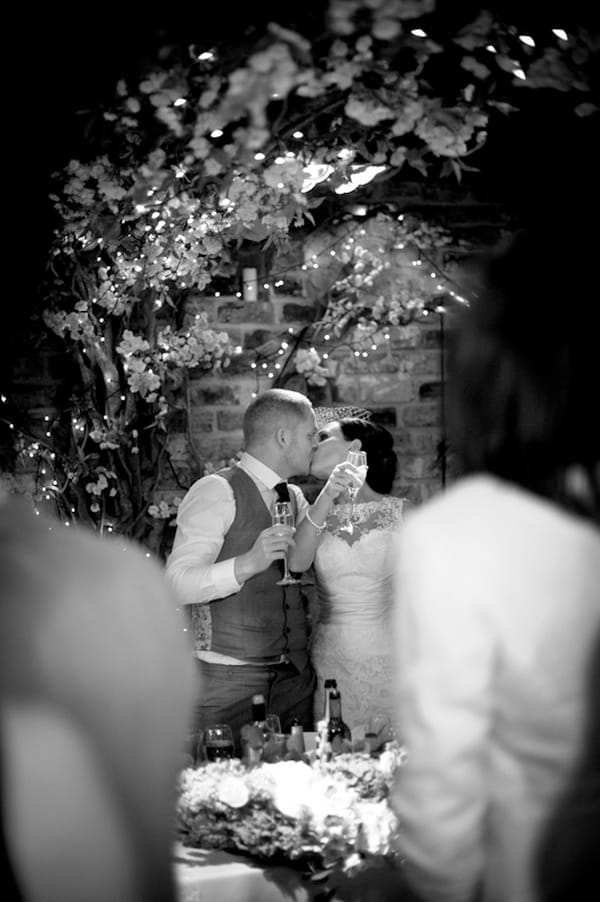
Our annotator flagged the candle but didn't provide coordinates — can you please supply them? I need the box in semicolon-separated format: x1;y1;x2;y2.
242;267;258;301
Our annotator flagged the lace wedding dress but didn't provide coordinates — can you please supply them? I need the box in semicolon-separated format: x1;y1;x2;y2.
310;495;405;733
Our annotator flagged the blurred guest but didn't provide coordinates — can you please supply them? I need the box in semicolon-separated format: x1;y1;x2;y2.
165;388;323;757
0;492;196;902
390;221;600;902
293;410;405;735
535;623;600;901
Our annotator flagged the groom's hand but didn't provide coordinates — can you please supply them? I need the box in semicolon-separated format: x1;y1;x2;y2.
234;525;295;582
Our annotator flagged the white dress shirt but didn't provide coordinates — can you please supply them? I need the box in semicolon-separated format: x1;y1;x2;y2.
391;474;600;902
165;453;308;665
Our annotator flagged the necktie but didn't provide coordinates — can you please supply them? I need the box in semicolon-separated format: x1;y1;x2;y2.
274;481;290;502
273;483;290;578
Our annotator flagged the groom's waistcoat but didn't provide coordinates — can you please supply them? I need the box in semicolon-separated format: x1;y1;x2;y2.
193;466;308;669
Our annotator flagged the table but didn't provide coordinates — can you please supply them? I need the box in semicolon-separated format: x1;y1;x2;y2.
173;842;315;902
173;841;405;902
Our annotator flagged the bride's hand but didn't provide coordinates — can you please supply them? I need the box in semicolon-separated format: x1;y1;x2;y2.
322;461;362;500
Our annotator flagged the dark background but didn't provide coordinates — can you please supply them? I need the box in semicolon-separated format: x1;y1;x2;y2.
4;1;598;368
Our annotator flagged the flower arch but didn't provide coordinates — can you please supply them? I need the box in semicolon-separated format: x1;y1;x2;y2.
2;0;597;552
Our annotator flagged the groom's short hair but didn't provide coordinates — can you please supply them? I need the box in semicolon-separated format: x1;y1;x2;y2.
243;388;313;446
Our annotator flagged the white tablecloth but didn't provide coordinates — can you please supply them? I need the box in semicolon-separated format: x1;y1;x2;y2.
173;842;314;902
173;841;404;902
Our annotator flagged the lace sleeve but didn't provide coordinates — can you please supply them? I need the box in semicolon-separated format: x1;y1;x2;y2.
322;495;405;543
374;495;405;530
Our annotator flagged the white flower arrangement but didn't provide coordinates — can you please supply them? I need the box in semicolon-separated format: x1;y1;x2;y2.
176;743;405;876
294;347;331;386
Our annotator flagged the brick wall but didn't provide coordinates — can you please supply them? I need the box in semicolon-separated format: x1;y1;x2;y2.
5;193;514;521
2;300;452;525
1;334;69;498
158;290;453;508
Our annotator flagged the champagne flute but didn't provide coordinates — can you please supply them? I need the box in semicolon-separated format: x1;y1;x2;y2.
272;501;300;586
344;449;368;531
265;713;282;734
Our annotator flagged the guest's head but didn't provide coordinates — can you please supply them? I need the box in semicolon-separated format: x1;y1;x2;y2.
242;388;318;477
311;415;397;494
448;221;600;522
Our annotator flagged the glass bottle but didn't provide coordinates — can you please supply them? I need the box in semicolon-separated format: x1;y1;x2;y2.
251;693;271;740
322;678;337;722
326;688;352;756
242;692;273;763
288;718;306;756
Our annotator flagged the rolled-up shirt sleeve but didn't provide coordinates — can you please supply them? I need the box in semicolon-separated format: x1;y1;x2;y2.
165;475;241;605
291;484;309;523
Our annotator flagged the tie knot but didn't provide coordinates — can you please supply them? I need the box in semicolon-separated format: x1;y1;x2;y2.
274;482;290;502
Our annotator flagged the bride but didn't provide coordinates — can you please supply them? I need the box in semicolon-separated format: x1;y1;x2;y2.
290;408;406;736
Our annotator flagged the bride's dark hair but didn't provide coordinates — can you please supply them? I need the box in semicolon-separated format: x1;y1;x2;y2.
338;418;397;494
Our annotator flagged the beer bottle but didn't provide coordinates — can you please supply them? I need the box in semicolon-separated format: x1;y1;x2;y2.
326;687;351;755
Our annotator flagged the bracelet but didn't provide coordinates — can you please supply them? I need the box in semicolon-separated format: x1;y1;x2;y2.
305;510;326;533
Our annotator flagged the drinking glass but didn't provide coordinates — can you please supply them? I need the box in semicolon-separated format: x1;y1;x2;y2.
200;724;235;762
344;449;368;531
272;501;300;585
265;713;282;734
368;714;391;739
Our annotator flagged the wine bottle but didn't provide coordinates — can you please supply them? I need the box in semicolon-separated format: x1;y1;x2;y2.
322;678;337;722
326;687;351;756
251;693;272;739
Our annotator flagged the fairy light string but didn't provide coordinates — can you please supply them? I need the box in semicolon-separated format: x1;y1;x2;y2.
242;211;471;398
4;10;586;534
2;209;472;513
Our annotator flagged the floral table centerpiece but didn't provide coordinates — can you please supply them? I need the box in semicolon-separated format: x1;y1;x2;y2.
176;743;405;880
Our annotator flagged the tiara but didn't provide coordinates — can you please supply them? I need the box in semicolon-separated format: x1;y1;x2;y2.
314;405;374;426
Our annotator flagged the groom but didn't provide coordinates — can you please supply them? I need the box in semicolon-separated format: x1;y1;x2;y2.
166;388;319;757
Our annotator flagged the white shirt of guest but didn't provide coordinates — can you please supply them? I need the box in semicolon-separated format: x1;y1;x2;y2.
391;474;600;902
165;452;308;665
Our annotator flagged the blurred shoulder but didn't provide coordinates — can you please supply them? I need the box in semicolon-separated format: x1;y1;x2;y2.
399;475;517;548
401;474;600;549
405;474;507;517
1;699;139;902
